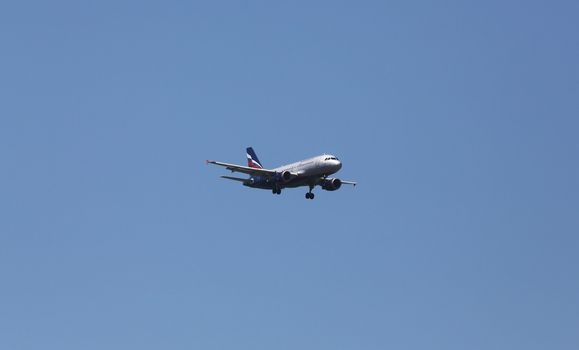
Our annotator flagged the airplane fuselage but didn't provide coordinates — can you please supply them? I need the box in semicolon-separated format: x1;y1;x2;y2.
245;155;342;190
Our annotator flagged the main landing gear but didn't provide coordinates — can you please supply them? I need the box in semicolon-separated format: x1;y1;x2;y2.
272;188;281;195
305;185;315;200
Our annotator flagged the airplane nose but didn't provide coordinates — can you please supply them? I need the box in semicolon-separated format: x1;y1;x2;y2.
335;160;342;170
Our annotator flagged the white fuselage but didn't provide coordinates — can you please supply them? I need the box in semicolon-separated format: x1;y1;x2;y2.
245;154;343;190
274;154;342;178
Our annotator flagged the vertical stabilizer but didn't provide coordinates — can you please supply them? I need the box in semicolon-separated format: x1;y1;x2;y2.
246;147;263;169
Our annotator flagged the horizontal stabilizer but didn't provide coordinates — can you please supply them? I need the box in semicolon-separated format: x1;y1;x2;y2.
221;175;249;183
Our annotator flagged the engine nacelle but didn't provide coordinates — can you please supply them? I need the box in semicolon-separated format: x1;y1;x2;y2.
277;170;294;183
321;178;342;191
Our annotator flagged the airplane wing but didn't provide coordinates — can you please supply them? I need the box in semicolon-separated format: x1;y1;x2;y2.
341;180;357;186
206;160;277;177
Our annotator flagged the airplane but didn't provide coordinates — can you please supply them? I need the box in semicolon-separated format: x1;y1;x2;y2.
206;147;357;199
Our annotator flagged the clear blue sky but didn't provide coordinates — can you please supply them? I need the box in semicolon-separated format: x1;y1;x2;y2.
1;1;578;349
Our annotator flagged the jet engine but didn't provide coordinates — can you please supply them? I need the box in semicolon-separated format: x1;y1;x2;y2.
321;178;342;191
277;170;295;183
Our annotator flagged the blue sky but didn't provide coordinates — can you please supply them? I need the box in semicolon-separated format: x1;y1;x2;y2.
1;1;578;349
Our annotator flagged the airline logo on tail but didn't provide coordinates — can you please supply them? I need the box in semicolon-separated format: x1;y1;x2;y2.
246;147;263;169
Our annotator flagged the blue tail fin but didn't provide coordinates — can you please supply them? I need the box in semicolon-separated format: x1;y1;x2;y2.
246;147;263;169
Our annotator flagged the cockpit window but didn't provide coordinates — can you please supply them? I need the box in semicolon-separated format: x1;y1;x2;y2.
324;156;339;161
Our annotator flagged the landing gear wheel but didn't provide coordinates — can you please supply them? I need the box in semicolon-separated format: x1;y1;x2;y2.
277;189;281;195
306;184;315;199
